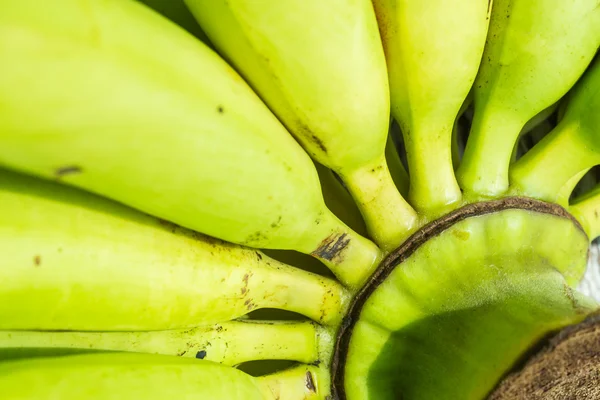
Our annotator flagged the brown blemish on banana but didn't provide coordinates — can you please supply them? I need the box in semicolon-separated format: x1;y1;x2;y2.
305;371;316;392
54;165;82;178
33;255;41;266
330;197;587;400
217;105;224;114
311;233;351;262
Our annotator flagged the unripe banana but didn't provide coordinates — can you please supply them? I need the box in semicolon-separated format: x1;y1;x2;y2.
0;353;324;399
373;0;491;214
0;320;326;367
458;0;600;196
510;57;600;203
0;169;348;330
0;0;381;288
185;0;418;252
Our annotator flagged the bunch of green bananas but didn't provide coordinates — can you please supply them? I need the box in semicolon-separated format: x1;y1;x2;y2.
0;0;599;399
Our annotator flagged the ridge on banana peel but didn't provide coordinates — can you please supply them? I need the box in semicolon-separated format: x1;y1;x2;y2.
0;0;381;289
0;1;600;400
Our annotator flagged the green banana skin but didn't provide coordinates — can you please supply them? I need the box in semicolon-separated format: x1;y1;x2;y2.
0;320;325;367
0;353;324;400
373;0;491;215
343;208;597;400
510;57;600;203
0;169;349;330
458;0;600;196
0;0;381;289
185;0;418;252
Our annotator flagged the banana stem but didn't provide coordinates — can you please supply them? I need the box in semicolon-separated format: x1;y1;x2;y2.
570;184;600;241
0;321;322;367
458;111;526;196
258;364;325;400
340;156;418;253
404;121;462;214
385;134;410;198
510;121;600;202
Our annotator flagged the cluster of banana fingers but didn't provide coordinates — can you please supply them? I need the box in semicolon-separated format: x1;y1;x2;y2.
0;0;599;399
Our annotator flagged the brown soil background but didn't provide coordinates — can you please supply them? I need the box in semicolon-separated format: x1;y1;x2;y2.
489;313;600;400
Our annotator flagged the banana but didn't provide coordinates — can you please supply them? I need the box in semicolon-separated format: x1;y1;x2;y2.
0;0;381;288
0;353;324;400
373;0;490;213
510;57;600;203
185;0;417;252
457;0;600;196
0;320;325;367
0;169;348;330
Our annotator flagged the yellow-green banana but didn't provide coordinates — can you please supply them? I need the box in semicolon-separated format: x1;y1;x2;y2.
0;353;324;400
510;57;600;203
457;0;600;196
373;0;490;214
0;320;325;367
0;0;381;288
0;169;348;330
185;0;417;252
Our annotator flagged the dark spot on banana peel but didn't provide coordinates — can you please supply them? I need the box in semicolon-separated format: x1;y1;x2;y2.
312;135;327;153
255;251;263;261
305;371;316;392
33;255;41;266
195;350;207;359
54;165;82;178
217;105;224;113
311;233;351;261
177;350;187;357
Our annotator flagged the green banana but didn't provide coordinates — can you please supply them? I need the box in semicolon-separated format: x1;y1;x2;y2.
0;169;348;330
0;0;381;288
185;0;417;252
0;320;325;367
457;0;600;196
372;0;490;214
510;57;600;203
0;353;324;400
